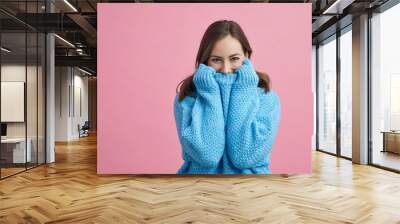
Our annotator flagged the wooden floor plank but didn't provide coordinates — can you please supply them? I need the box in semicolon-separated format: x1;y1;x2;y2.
0;133;400;223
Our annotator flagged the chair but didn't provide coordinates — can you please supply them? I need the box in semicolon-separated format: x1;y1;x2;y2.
78;121;90;138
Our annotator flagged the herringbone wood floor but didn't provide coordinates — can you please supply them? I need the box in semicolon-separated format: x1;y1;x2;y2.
1;133;400;224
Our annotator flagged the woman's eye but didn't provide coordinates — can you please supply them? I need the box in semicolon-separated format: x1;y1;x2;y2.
211;58;221;63
231;57;240;61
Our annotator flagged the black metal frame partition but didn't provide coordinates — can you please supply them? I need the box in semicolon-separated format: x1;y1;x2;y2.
315;24;353;161
0;19;2;179
0;0;47;180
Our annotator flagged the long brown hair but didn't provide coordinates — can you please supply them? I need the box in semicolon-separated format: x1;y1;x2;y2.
176;20;270;102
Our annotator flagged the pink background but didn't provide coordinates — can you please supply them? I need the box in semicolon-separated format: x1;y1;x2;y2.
97;3;312;174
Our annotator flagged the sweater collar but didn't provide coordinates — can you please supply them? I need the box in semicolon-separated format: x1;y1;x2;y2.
213;72;237;85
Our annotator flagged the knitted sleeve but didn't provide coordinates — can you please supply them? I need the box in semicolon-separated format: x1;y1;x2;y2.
173;64;225;168
226;58;281;169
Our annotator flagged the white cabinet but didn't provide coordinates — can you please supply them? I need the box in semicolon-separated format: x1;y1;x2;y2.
1;138;32;163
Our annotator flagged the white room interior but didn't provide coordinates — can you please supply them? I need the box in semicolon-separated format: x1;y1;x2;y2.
54;66;89;142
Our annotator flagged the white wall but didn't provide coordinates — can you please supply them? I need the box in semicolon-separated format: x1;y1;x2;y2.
72;72;89;138
55;66;89;141
55;66;69;141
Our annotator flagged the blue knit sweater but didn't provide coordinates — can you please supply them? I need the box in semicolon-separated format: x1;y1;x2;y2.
173;58;281;174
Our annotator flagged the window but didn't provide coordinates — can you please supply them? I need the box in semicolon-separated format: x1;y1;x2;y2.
317;35;337;154
371;3;400;171
340;27;352;158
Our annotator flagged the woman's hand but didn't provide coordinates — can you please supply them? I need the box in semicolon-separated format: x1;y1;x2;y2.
193;63;219;92
226;58;280;170
234;58;259;87
174;63;226;169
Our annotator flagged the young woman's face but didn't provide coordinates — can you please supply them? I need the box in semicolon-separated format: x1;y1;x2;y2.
207;35;248;74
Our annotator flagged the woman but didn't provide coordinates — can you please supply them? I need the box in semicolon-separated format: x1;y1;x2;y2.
173;20;281;174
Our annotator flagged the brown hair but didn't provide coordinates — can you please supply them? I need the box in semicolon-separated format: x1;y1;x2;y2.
176;20;270;102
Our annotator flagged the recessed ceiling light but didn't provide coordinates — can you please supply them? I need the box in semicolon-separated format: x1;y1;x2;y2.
54;34;75;48
63;0;78;12
78;67;93;76
322;0;354;15
1;47;11;53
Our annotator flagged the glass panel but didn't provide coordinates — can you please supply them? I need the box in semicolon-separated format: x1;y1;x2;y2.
38;32;45;165
27;31;38;169
0;1;46;179
26;0;38;170
340;28;352;158
318;36;337;154
1;31;27;177
371;4;400;171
